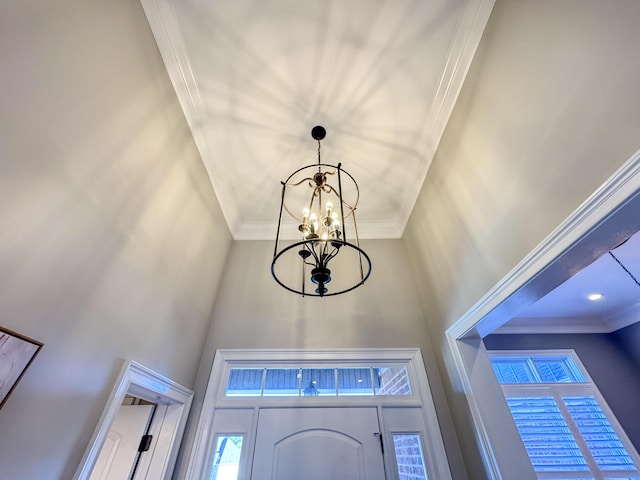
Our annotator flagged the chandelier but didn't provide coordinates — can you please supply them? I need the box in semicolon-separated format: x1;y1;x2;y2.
271;126;372;297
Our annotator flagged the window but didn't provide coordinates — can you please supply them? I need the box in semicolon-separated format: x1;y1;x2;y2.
489;351;640;479
393;433;428;480
224;366;412;397
211;435;243;480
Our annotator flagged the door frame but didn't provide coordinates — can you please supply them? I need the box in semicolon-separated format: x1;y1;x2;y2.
74;360;193;480
183;348;452;480
445;149;640;479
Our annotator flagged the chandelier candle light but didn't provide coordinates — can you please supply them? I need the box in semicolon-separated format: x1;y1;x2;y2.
271;126;372;297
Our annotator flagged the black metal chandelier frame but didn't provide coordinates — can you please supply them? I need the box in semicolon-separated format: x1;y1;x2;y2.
271;126;372;297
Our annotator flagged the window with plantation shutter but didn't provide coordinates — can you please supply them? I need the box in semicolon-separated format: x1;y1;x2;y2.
489;350;640;480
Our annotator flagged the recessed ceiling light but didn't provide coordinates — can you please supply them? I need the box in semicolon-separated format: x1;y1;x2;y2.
587;293;604;301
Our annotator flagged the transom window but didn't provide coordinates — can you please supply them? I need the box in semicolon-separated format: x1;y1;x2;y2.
225;366;412;397
490;350;640;479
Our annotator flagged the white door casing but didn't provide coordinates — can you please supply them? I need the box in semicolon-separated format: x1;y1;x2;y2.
74;360;193;480
252;407;385;480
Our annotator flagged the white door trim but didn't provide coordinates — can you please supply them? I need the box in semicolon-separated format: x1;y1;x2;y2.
74;360;193;480
182;348;451;480
445;147;640;479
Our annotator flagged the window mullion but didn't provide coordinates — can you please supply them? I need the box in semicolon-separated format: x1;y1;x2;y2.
551;388;602;479
527;358;543;383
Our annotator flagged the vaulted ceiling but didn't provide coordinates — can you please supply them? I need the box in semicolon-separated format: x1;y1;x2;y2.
139;0;640;331
141;0;494;239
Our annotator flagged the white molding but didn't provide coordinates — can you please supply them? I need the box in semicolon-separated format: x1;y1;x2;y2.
214;347;423;363
73;360;193;480
445;148;640;479
491;310;640;337
140;0;242;237
182;348;452;480
444;334;506;480
491;316;610;335
410;350;454;480
606;301;640;332
398;0;496;236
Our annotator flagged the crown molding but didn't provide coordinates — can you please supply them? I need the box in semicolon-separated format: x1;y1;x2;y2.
491;316;610;335
398;0;496;236
140;0;242;237
606;301;640;332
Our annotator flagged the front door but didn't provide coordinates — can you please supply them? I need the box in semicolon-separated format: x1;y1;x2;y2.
251;407;386;480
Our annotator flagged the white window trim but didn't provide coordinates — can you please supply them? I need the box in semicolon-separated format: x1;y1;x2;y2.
489;349;640;479
488;349;592;383
218;355;419;405
182;348;452;480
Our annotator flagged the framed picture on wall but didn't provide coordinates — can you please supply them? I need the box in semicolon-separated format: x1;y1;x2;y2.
0;326;43;409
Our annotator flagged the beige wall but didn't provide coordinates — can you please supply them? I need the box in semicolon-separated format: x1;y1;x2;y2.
4;0;640;479
0;1;231;478
404;0;640;477
179;239;467;479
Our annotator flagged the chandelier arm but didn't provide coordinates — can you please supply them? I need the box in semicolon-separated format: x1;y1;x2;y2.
322;184;356;212
318;170;360;211
282;187;320;221
285;176;315;187
322;246;340;264
308;188;319;213
305;242;321;265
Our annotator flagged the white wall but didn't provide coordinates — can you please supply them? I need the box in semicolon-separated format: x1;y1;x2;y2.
177;239;468;479
404;0;640;477
0;1;232;478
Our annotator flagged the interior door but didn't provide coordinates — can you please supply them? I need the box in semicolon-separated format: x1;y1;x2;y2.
251;407;386;480
89;404;154;480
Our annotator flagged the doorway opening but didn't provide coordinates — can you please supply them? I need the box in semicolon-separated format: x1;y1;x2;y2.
74;360;193;480
446;149;640;479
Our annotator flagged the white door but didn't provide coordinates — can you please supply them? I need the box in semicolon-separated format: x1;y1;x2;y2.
251;407;386;480
90;404;154;480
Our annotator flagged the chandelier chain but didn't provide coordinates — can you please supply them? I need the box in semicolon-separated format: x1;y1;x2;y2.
609;251;640;288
